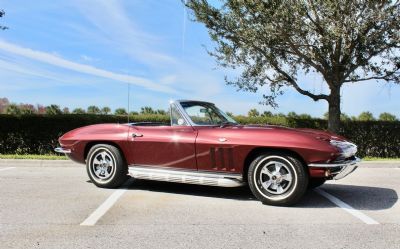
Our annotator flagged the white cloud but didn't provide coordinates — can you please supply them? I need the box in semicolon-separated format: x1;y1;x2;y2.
70;0;227;98
0;59;62;82
72;0;176;67
80;54;95;62
0;40;180;94
0;57;116;91
160;74;177;85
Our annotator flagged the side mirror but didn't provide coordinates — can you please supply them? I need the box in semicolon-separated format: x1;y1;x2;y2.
177;118;185;125
199;108;208;113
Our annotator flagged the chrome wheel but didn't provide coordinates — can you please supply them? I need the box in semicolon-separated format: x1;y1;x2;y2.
90;149;115;181
86;144;129;188
248;153;308;206
259;161;293;195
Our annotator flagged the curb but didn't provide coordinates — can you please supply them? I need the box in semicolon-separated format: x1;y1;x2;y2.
359;162;400;168
361;160;400;163
0;159;399;168
0;159;81;167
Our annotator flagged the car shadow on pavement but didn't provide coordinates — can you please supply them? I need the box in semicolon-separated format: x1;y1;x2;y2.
126;179;257;201
123;179;397;210
316;183;398;210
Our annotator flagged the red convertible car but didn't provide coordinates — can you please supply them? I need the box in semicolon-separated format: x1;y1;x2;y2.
55;100;359;206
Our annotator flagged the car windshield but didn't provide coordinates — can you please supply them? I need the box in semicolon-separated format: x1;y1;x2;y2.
180;101;237;126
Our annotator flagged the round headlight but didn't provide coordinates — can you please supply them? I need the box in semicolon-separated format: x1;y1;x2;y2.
330;140;357;158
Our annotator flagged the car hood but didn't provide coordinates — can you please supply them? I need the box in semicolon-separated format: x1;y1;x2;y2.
230;124;346;141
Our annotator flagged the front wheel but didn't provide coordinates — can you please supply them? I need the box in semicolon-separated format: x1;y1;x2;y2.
86;144;128;188
247;152;308;206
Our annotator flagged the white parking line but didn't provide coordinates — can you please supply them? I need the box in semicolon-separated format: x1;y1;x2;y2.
0;167;15;172
80;179;133;226
315;188;379;225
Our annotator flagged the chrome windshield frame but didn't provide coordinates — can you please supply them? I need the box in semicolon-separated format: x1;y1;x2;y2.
169;100;193;127
170;99;236;127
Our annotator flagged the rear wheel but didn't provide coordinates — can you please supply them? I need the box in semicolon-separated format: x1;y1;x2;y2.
86;144;128;188
308;178;326;189
247;152;308;206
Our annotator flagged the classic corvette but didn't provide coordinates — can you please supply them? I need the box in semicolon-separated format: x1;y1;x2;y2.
55;100;360;206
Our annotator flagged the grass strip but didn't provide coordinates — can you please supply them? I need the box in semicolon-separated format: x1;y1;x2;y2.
362;157;400;161
0;155;399;161
0;154;68;160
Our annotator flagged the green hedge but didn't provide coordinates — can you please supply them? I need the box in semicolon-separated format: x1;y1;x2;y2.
0;114;168;155
0;114;399;158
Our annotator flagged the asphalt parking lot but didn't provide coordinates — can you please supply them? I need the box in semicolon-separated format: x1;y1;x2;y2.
1;160;399;249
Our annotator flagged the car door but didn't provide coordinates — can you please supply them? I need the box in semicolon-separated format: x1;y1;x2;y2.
128;105;198;170
195;126;240;173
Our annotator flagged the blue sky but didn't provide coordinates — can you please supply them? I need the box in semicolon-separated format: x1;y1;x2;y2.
0;0;399;117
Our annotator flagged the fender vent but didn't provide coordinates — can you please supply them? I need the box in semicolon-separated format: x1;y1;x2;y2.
209;147;235;171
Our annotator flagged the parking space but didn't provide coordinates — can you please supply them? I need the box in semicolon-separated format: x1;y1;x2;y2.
322;168;400;224
0;166;115;226
0;162;399;248
101;180;364;226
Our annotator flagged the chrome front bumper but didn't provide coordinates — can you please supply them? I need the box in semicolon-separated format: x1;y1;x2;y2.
54;147;71;154
309;157;361;180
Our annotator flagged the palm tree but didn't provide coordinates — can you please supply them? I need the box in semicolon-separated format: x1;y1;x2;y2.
87;105;101;114
101;107;111;115
114;108;127;115
72;108;86;114
140;106;155;114
45;105;62;115
62;107;70;114
248;108;260;117
379;112;397;121
5;104;21;115
358;112;375;121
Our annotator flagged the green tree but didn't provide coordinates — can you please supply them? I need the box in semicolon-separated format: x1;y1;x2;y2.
226;111;234;117
19;104;36;115
101;107;111;115
0;97;9;113
129;111;139;116
379;112;397;121
0;10;8;30
5;104;21;115
275;113;286;118
358;111;375;121
72;108;86;114
87;105;101;114
287;112;298;119
340;113;351;121
115;108;127;115
298;113;312;119
62;107;70;114
323;112;351;121
248;108;260;117
261;111;273;117
140;106;155;114
156;109;167;115
187;0;400;132
37;105;46;114
45;105;62;115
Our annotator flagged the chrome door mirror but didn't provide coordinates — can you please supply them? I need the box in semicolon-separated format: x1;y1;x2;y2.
170;102;187;126
177;118;185;126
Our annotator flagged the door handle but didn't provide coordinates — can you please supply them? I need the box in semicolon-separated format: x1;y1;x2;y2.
132;133;143;138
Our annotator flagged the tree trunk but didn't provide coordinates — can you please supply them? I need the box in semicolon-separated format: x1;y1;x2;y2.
328;87;341;133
